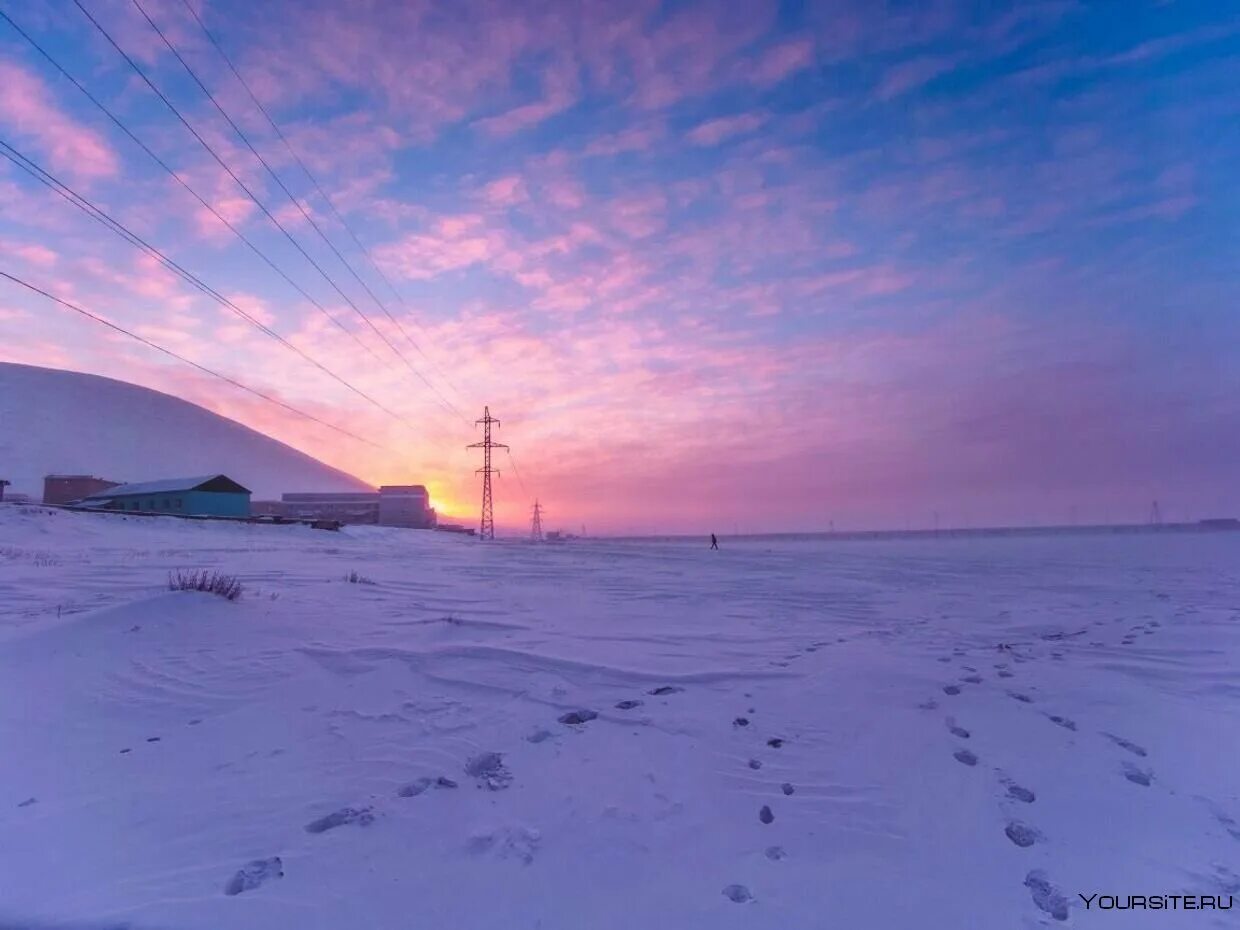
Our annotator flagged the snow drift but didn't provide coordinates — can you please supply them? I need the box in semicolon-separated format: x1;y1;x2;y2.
0;362;369;499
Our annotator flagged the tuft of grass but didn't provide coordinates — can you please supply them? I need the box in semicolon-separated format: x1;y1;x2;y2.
169;569;243;601
344;571;376;585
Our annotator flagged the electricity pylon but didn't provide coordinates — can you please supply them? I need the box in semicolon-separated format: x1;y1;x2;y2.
531;500;544;541
467;406;507;539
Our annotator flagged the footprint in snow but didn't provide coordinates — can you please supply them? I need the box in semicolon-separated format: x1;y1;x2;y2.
960;675;983;685
954;749;978;767
17;797;37;808
942;685;961;696
1007;691;1034;704
1005;783;1036;803
224;856;283;896
305;806;375;834
1045;714;1077;731
397;777;432;798
765;845;786;861
917;699;939;711
766;738;784;748
997;670;1014;679
733;717;750;727
468;826;540;864
558;710;598;726
1121;762;1153;787
1102;732;1147;757
722;884;753;903
1025;870;1069;921
759;805;774;824
781;783;794;796
526;727;554;743
615;700;642;710
945;717;970;739
648;686;683;696
466;752;513;790
1005;821;1040;847
748;759;762;770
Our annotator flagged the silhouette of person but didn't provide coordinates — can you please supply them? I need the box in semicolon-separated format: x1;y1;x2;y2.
710;533;719;550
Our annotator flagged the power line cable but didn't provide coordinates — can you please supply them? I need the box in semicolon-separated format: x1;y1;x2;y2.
133;0;464;413
0;6;387;370
504;448;531;499
0;135;416;431
77;0;466;425
0;269;392;451
176;0;468;403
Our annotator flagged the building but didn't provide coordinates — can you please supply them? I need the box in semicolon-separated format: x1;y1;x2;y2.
276;492;381;524
82;475;251;517
0;479;9;502
264;485;436;528
43;474;119;506
378;485;435;528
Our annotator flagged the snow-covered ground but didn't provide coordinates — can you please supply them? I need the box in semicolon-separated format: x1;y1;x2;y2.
1;506;1237;929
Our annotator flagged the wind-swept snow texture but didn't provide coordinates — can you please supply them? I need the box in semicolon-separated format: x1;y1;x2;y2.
1;507;1238;928
0;363;369;498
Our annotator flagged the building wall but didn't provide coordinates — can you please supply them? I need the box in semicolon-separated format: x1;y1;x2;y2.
107;491;250;517
378;485;435;528
44;475;119;505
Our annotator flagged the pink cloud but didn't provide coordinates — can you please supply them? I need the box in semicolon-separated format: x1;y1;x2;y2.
583;124;665;157
474;58;580;137
478;175;528;207
748;38;815;87
687;112;768;146
0;61;118;181
876;55;959;99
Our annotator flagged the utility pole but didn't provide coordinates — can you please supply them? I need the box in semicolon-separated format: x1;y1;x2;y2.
1149;500;1163;528
531;499;544;541
467;406;507;540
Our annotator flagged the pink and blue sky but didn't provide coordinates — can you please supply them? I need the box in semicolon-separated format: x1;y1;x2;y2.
1;0;1238;533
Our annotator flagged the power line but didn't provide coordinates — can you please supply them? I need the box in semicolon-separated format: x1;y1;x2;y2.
0;135;416;432
128;0;468;424
68;2;401;363
0;6;387;369
175;0;468;404
0;269;392;452
504;448;531;498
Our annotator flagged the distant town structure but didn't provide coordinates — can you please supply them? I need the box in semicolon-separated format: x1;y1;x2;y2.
43;474;120;506
81;475;251;517
378;486;436;528
253;486;436;528
0;479;9;502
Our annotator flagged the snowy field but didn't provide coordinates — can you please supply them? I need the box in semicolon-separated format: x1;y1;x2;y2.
1;507;1238;929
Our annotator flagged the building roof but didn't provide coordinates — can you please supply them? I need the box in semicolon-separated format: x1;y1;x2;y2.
84;474;251;498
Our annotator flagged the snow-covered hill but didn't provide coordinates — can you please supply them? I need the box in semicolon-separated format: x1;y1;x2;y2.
0;363;370;499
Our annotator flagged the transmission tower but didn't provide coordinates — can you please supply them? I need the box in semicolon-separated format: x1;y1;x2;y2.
531;500;544;541
467;406;507;539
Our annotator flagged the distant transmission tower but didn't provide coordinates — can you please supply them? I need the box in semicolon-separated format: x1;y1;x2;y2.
467;406;507;540
531;499;544;541
1149;500;1163;527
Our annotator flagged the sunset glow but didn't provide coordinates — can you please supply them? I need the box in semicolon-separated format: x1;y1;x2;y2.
1;1;1237;533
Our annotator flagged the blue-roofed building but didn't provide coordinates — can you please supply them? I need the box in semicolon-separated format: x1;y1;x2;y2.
82;475;251;518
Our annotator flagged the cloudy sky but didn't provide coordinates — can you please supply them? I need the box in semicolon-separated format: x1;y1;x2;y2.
1;0;1237;533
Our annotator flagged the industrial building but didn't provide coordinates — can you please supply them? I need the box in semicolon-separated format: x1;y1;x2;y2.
82;475;252;517
43;474;119;506
253;485;436;528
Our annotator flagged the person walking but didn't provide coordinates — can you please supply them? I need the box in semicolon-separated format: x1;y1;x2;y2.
710;533;719;550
